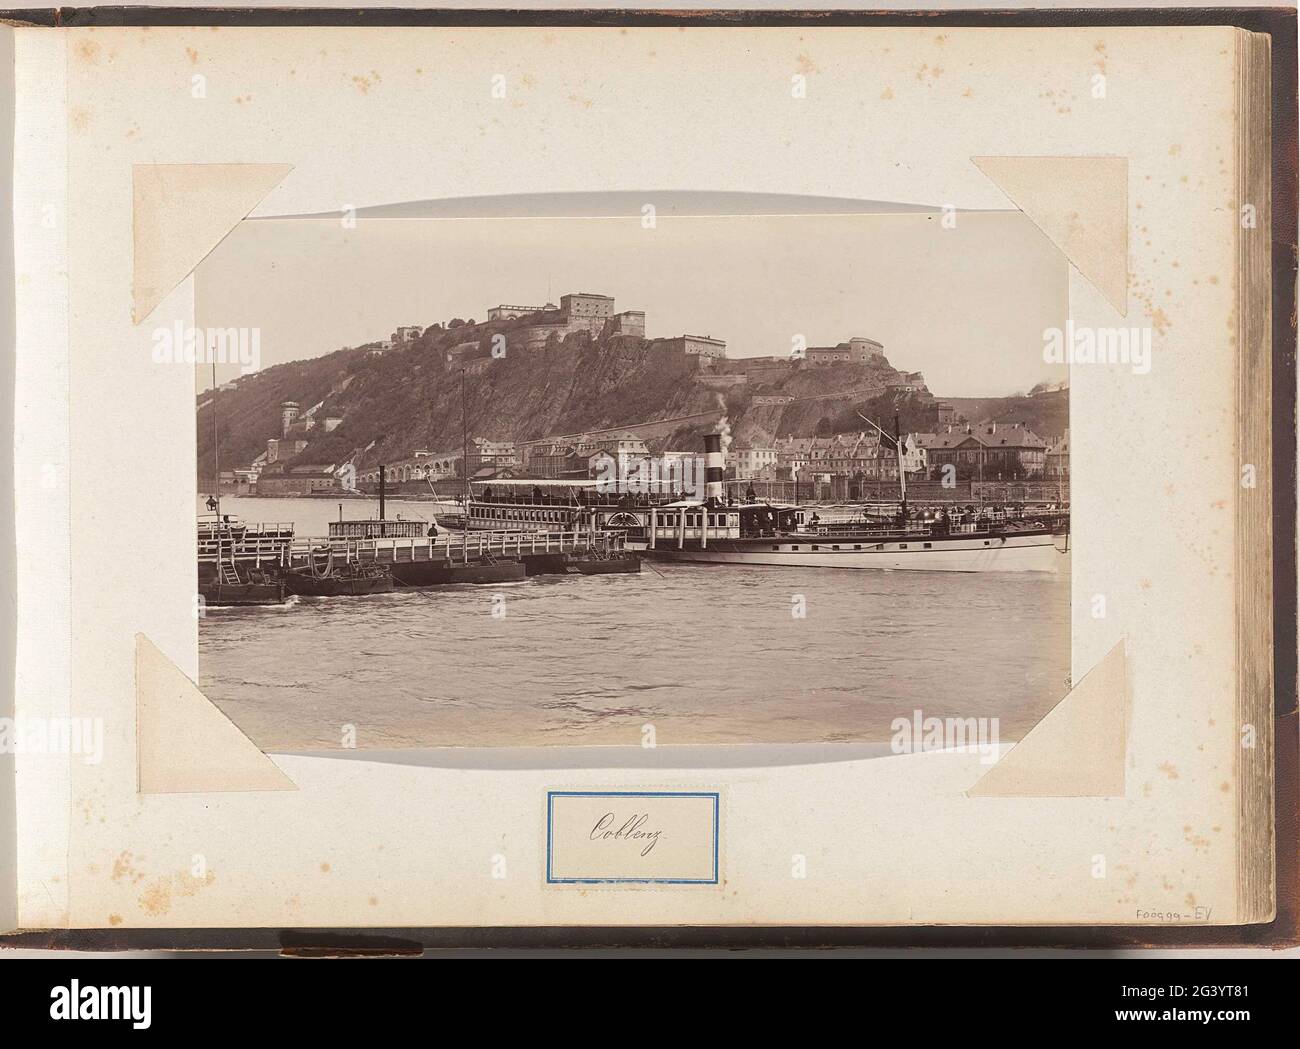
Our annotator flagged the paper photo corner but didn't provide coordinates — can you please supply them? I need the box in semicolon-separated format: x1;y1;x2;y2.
972;155;1128;317
135;634;296;794
968;640;1129;798
132;164;298;791
132;163;292;326
960;157;1130;796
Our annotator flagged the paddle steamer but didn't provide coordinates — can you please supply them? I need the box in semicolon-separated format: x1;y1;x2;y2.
454;433;1068;573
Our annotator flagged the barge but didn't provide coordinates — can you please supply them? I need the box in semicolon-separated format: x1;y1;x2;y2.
280;561;394;597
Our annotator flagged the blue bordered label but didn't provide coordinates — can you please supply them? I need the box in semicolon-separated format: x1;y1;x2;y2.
546;791;720;885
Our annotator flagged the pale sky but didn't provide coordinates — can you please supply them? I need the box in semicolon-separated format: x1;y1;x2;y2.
197;211;1067;397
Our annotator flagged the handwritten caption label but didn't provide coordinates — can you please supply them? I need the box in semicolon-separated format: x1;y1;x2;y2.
546;791;719;885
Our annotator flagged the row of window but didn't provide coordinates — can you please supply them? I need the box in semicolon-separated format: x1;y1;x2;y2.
778;540;993;551
777;543;934;551
471;507;570;524
655;514;736;528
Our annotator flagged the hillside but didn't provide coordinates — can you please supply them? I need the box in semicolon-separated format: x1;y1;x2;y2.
196;321;1066;485
942;388;1069;440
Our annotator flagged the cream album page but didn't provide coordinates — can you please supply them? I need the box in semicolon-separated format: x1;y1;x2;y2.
9;24;1269;928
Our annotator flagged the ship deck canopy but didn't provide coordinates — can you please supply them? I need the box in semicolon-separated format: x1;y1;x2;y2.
653;501;800;511
471;478;603;488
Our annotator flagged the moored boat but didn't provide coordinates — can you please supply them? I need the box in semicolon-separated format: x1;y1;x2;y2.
434;510;468;531
563;549;642;574
199;569;289;607
460;480;593;532
390;558;526;586
637;518;1067;572
281;561;394;597
623;432;1068;573
445;559;527;584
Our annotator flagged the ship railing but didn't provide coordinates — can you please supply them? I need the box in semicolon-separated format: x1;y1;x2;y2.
287;528;626;565
197;534;295;568
439;529;625;561
197;520;295;536
201;529;627;568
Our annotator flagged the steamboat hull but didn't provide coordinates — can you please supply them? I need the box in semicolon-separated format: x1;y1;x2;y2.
637;531;1065;573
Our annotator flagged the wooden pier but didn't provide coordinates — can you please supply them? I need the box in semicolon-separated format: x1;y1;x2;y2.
198;527;629;575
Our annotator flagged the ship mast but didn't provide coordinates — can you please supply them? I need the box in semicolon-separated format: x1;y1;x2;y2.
855;409;909;519
894;411;908;517
212;361;220;519
460;365;469;503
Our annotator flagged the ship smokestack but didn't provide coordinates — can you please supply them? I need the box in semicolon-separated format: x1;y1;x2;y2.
704;432;724;506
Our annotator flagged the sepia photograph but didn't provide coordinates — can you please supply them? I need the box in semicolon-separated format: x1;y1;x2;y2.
192;206;1072;750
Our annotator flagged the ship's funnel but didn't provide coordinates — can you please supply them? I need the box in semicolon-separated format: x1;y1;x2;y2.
703;432;724;506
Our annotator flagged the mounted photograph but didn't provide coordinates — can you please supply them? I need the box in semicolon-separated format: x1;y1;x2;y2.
192;207;1072;750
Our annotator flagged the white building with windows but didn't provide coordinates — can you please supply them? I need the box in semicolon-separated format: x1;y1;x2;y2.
732;446;779;479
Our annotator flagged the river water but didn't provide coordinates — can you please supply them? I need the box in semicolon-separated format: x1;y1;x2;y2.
199;496;1071;750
